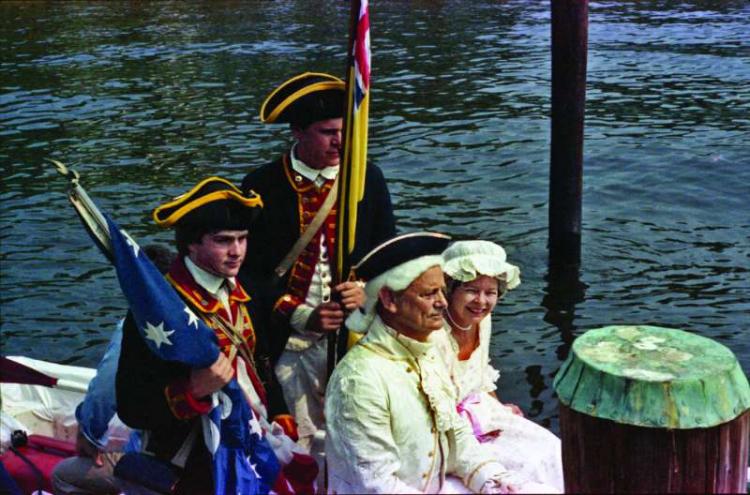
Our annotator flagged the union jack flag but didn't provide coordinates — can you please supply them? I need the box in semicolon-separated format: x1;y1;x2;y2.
353;0;370;110
337;0;372;274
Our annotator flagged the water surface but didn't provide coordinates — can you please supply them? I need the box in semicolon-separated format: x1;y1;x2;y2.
2;0;748;432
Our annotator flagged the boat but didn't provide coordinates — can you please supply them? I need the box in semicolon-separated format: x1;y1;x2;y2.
1;356;94;493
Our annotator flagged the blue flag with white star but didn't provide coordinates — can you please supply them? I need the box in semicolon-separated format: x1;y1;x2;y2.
207;384;281;494
107;214;218;367
105;214;280;494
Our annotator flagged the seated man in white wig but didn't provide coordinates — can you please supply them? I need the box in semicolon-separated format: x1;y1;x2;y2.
325;232;521;494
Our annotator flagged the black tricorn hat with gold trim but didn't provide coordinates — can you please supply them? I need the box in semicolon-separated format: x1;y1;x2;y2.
260;72;345;128
353;232;452;282
153;177;263;231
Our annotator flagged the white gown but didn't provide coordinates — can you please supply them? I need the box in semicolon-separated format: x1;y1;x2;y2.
437;317;565;494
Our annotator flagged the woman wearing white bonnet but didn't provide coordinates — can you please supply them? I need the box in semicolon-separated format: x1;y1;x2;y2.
439;240;564;494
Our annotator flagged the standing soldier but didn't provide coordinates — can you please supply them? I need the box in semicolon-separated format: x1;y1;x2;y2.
239;72;396;470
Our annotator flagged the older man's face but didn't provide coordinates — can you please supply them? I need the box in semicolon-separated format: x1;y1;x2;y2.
382;265;447;341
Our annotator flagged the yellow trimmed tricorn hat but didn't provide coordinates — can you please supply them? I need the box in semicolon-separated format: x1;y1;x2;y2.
153;177;263;231
260;72;345;128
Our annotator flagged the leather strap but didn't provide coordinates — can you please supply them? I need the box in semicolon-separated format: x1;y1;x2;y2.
208;313;255;369
274;173;339;279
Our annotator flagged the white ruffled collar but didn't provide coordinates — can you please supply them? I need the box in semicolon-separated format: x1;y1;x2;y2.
363;318;461;432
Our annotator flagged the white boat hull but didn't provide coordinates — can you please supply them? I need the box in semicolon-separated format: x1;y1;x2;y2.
1;356;92;450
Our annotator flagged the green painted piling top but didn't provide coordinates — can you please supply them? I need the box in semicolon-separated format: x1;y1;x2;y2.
553;325;750;429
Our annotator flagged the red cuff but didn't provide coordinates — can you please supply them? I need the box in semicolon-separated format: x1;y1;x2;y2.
165;378;212;420
273;293;302;321
273;452;319;495
272;414;298;442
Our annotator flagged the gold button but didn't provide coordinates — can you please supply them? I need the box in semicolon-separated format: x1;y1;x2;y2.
295;175;302;182
283;295;291;301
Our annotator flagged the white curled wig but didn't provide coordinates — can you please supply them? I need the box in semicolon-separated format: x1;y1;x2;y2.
346;254;445;333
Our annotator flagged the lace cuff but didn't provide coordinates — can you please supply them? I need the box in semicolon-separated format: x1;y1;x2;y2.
465;460;511;493
480;364;500;393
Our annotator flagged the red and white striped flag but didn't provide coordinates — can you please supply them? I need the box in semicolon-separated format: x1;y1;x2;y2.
338;0;371;275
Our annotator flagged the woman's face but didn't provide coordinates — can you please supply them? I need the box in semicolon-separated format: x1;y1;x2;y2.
448;275;500;328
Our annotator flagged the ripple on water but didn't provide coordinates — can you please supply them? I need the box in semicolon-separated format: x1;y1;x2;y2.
1;0;748;431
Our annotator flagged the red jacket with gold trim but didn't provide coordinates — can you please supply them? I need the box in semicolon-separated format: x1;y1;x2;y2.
116;257;287;474
239;154;396;361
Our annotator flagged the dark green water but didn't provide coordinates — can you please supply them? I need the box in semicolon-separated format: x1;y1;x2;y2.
2;1;748;432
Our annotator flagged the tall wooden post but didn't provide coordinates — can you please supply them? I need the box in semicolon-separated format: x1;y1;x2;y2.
549;0;588;267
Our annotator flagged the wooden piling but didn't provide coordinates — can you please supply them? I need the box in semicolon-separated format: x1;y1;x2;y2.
549;0;588;267
554;325;750;493
559;405;749;493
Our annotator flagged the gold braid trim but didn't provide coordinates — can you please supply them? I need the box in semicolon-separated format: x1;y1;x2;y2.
207;313;256;369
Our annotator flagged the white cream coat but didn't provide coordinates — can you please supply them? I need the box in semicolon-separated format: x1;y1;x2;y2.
325;316;511;494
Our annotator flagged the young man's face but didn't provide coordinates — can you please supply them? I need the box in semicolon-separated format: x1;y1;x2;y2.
293;117;343;170
188;230;248;278
380;265;447;341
